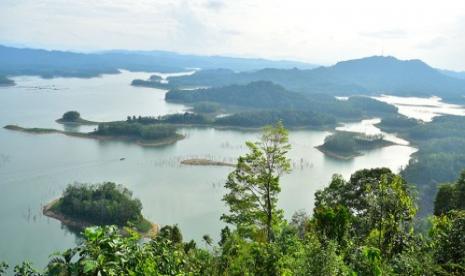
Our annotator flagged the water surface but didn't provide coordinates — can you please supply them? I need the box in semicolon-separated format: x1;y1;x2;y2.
0;72;415;267
373;94;465;122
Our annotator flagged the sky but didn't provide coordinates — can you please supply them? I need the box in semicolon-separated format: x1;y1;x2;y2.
1;0;465;70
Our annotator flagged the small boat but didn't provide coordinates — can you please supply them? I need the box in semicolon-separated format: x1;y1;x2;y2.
120;158;126;161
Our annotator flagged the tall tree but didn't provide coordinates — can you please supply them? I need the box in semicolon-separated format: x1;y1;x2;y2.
221;121;291;242
434;170;465;215
314;168;417;257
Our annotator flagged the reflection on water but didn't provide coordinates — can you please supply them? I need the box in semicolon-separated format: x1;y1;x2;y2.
373;94;465;122
0;72;416;268
336;118;410;146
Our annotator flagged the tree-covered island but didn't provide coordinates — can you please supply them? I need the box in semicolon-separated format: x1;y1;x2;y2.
43;182;156;236
316;131;395;159
55;111;98;125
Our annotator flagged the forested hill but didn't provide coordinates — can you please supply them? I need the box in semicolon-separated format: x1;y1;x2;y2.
151;56;465;102
166;81;310;110
165;81;398;120
0;45;317;78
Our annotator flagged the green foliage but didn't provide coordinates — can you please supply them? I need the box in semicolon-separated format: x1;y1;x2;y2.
214;109;335;128
434;170;465;215
192;102;221;113
0;262;8;275
61;111;81;122
313;205;351;247
315;168;417;257
127;112;210;125
158;225;183;244
56;182;145;229
431;210;465;274
319;131;391;158
376;115;419;132
297;234;351;275
95;121;178;140
390;116;465;215
222;122;291;242
166;81;311;110
13;261;41;276
321;131;358;153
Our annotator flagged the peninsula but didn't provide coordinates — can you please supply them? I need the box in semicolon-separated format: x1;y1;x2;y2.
4;122;184;147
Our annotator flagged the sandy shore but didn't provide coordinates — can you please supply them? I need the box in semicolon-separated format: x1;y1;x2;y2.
181;158;235;167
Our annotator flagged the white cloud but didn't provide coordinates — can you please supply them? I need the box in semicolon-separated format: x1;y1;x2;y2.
1;0;465;70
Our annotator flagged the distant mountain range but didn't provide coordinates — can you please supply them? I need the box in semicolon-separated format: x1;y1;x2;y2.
0;45;317;78
2;45;465;102
143;56;465;102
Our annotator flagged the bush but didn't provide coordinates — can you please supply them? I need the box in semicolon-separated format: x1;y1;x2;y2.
62;111;81;122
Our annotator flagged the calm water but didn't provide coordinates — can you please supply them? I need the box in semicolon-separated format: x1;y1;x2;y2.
373;94;465;122
0;71;416;267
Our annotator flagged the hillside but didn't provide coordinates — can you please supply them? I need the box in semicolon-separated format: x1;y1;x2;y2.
165;81;398;121
153;56;465;102
166;81;310;110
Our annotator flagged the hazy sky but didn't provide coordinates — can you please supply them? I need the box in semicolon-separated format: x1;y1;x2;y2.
1;0;465;70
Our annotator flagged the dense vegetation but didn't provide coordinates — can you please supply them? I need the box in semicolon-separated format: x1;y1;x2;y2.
51;182;151;231
191;102;222;114
3;123;465;275
376;115;465;215
126;113;211;125
214;109;336;127
318;132;392;158
434;171;465;216
94;121;179;141
125;110;335;128
164;81;398;124
166;81;311;110
61;111;81;122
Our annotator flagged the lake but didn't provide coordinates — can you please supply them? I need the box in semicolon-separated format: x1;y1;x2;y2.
0;71;416;267
373;94;465;122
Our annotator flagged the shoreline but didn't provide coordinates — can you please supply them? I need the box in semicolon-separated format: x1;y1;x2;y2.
181;158;235;167
315;145;361;160
43;199;158;238
55;118;99;126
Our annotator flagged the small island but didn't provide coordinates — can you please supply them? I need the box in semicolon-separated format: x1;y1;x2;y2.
43;182;158;237
181;158;235;167
316;131;395;160
56;111;98;125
